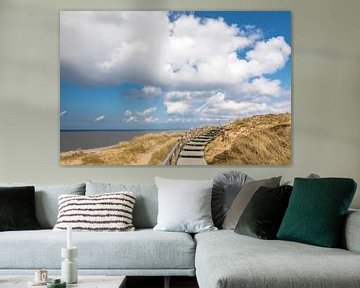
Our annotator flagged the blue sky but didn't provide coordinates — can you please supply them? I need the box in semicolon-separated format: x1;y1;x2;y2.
60;11;291;130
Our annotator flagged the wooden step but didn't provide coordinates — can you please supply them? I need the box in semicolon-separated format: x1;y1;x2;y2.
176;158;207;165
191;138;210;143
179;151;205;158
187;141;207;146
183;145;205;151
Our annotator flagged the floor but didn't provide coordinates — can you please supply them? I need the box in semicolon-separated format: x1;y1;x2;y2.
126;276;199;288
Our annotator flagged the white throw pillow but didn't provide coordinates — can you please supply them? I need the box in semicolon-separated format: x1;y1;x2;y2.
153;177;217;233
53;192;135;231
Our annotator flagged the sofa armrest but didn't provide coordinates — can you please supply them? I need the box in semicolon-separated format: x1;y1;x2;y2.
342;209;360;253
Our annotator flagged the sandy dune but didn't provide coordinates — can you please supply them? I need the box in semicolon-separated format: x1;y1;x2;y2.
205;113;291;165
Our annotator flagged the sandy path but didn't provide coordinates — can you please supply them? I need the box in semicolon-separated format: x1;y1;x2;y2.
135;138;175;165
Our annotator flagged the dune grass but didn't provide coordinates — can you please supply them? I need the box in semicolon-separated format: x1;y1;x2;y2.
148;138;180;165
61;113;291;166
205;113;291;165
60;132;184;165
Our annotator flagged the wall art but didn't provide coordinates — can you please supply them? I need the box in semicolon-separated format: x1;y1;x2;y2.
60;11;291;166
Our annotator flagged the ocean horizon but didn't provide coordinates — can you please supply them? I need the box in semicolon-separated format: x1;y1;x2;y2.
60;129;186;152
60;128;187;132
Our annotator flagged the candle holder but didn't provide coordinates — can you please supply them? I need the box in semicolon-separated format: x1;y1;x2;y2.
61;247;78;284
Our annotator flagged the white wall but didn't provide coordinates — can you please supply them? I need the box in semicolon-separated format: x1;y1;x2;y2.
0;0;359;208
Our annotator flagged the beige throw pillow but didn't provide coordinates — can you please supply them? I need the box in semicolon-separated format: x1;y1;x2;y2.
222;177;281;230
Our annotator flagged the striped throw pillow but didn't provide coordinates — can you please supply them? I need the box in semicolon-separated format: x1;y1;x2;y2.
53;192;136;231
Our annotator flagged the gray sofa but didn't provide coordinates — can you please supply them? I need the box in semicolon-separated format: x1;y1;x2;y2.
0;181;359;288
195;214;360;288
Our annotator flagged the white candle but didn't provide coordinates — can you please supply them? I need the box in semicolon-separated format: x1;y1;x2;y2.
67;225;72;249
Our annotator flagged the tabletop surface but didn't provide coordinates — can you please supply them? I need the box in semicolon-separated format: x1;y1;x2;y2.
0;275;126;288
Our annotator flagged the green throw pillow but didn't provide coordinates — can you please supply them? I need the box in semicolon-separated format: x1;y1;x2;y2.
277;178;357;247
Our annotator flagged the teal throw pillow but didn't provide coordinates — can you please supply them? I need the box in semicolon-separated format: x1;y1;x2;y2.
277;178;357;247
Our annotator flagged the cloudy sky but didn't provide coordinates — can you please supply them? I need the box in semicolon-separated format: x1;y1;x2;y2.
60;11;291;130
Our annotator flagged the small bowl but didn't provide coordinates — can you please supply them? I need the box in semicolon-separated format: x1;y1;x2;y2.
47;279;66;288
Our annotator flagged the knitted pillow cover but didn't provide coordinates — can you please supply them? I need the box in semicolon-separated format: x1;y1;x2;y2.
53;192;136;231
277;178;357;247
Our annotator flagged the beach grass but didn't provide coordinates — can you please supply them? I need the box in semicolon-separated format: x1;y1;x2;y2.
60;132;184;165
60;113;291;166
205;113;291;165
148;138;180;165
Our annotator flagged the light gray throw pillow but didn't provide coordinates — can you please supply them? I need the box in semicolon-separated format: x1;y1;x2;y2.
222;176;281;230
153;177;217;233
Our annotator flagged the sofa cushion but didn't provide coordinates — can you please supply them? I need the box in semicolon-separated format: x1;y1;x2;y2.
0;183;85;228
0;186;40;231
342;209;360;253
277;178;357;247
222;177;281;229
234;185;292;239
212;171;251;228
0;229;195;271
53;192;136;232
86;182;158;229
282;173;320;186
195;230;360;288
154;177;216;233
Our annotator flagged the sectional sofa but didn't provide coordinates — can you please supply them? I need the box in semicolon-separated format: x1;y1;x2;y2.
0;180;359;288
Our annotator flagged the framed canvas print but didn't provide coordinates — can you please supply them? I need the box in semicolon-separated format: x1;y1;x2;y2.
60;11;291;166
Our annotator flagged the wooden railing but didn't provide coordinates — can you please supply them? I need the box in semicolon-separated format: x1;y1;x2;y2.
161;141;181;165
162;126;221;165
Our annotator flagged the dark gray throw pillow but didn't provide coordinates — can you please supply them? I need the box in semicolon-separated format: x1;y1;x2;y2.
0;186;41;231
234;185;293;239
212;171;250;228
0;183;86;228
223;176;281;230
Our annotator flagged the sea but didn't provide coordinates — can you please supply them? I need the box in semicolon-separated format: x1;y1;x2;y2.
60;130;185;152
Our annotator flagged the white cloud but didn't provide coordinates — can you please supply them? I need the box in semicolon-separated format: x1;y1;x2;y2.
60;111;67;117
164;90;209;102
241;77;282;99
160;14;256;89
246;36;291;76
144;116;159;123
142;86;161;95
61;12;291;124
199;92;264;115
164;101;191;115
270;100;291;113
61;12;290;92
94;115;105;122
167;117;192;123
61;11;170;86
163;90;214;117
197;92;290;120
124;107;158;122
136;107;157;116
123;116;138;123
